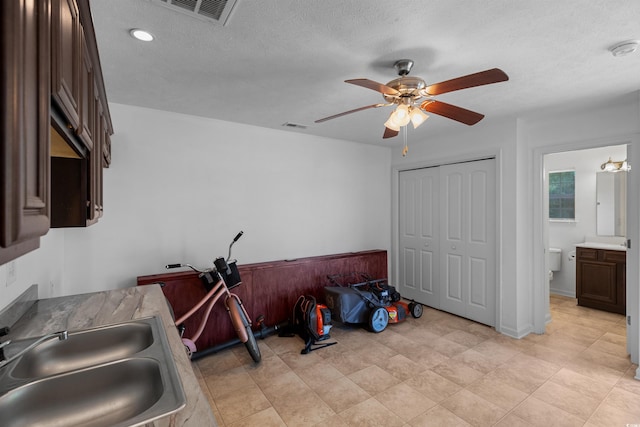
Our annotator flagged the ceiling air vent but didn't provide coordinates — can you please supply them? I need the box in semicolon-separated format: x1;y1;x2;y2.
152;0;238;26
282;123;307;130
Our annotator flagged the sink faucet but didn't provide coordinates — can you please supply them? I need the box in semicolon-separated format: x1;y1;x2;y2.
0;329;69;369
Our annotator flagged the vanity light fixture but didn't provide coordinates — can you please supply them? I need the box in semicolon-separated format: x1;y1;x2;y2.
130;28;154;42
600;157;630;172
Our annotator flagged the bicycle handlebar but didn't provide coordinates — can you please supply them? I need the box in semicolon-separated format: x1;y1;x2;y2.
165;263;206;274
227;230;243;261
166;231;244;273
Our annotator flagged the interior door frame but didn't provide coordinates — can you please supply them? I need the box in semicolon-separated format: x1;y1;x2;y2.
391;149;503;332
531;134;638;365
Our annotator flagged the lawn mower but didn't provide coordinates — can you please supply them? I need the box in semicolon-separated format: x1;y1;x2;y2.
324;272;422;333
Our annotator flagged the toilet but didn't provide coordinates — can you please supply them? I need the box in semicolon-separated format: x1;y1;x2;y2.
549;247;562;280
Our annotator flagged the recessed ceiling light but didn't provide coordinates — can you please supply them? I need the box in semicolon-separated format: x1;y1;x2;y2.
609;40;639;57
130;28;154;42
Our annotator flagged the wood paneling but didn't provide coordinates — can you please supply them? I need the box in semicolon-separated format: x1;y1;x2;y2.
137;250;387;350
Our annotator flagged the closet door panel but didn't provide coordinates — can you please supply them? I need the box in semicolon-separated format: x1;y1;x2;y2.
469;257;488;307
465;161;496;325
440;167;466;316
399;168;439;306
444;253;464;302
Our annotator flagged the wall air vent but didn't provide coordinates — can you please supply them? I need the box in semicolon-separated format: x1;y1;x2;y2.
152;0;238;26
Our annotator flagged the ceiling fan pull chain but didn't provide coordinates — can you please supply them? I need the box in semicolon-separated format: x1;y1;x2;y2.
402;126;408;157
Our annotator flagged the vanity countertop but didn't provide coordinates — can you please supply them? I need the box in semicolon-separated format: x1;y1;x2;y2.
5;284;217;427
575;242;627;251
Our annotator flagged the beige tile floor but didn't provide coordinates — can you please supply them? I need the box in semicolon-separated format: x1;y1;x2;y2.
193;295;640;426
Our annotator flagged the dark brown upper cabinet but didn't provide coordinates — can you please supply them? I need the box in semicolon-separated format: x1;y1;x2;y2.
1;0;113;263
1;0;52;265
51;0;81;131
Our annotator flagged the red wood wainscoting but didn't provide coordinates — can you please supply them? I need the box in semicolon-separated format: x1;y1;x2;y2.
137;250;387;350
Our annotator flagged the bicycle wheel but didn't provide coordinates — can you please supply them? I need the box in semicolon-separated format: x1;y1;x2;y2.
228;297;261;363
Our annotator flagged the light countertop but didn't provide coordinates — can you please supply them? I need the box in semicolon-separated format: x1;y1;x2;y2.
575;242;627;251
5;284;217;427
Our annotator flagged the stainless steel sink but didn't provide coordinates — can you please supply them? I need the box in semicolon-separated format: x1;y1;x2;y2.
0;316;185;427
10;321;154;378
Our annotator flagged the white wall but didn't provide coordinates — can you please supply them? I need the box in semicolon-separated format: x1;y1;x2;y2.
1;103;392;311
0;230;65;310
545;145;627;297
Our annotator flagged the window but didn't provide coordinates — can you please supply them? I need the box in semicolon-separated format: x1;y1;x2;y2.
549;171;575;220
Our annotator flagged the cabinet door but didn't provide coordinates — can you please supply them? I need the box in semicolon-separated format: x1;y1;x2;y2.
577;260;617;305
87;94;103;223
77;29;94;150
576;248;625;314
0;0;51;263
102;120;112;167
51;0;80;130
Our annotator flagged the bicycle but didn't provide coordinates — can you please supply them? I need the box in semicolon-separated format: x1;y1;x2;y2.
165;231;261;363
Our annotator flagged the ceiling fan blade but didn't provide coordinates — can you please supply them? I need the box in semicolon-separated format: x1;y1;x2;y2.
346;79;400;96
383;127;399;139
420;100;484;125
425;68;508;96
315;103;386;123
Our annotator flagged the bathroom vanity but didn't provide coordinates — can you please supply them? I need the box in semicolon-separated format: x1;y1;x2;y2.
575;242;626;314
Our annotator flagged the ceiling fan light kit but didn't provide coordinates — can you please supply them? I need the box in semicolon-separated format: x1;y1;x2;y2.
410;107;429;128
315;59;509;153
384;105;429;131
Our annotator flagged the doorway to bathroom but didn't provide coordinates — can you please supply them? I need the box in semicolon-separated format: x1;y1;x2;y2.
542;143;628;332
543;144;628;301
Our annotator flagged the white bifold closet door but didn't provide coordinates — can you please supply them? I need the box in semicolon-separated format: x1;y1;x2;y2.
399;158;496;326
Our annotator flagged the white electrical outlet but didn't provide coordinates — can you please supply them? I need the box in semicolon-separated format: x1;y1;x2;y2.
6;261;17;286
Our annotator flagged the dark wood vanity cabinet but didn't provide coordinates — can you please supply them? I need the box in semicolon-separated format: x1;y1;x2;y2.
576;247;626;314
1;0;112;262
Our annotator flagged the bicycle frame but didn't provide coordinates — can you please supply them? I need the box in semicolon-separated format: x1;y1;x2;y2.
174;271;251;347
165;231;261;362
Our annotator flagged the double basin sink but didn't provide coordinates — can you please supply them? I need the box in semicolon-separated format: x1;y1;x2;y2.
0;316;185;427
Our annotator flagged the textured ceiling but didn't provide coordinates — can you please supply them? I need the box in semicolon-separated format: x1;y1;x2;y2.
89;0;640;146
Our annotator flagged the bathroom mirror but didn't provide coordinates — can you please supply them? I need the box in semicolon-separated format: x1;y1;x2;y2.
596;171;627;236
